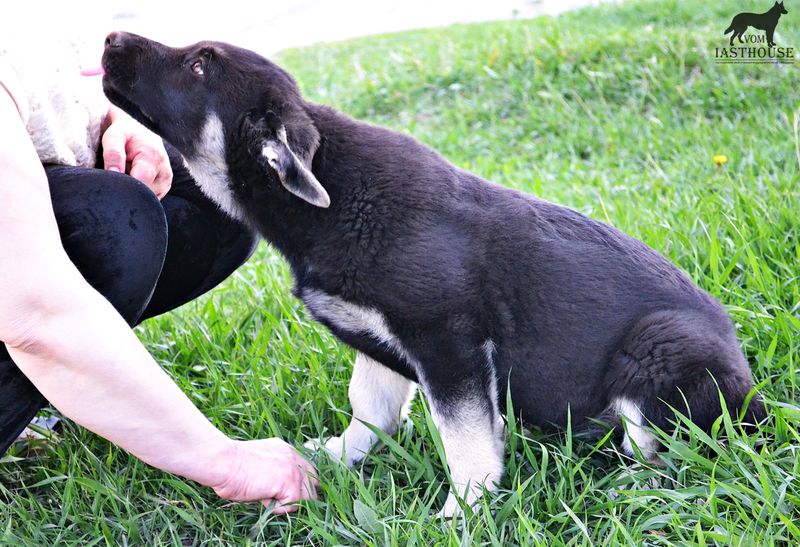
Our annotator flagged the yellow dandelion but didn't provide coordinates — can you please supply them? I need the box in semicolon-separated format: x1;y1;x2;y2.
713;154;728;165
487;48;500;67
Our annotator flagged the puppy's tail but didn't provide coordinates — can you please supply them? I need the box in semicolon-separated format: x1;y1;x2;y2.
724;23;734;34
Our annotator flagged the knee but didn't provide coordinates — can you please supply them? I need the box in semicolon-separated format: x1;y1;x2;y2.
137;193;258;320
46;167;168;324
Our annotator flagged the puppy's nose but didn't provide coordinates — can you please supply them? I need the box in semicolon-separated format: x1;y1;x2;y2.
105;32;125;49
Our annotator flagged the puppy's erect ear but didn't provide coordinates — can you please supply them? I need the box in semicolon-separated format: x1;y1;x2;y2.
261;125;330;209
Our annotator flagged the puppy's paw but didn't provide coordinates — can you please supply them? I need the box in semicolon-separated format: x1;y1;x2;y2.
326;435;371;468
322;435;346;461
608;463;662;500
303;436;362;468
303;438;335;459
302;438;322;453
434;488;484;519
435;494;464;519
436;491;481;520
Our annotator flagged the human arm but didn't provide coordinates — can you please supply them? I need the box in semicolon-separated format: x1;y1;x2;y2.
0;90;315;511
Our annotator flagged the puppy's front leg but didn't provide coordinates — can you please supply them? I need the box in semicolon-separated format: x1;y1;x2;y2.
317;352;416;467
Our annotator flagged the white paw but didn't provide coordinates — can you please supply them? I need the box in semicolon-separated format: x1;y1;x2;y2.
303;436;363;468
303;438;340;463
303;437;340;456
302;438;324;453
323;435;347;461
435;493;465;519
609;464;662;500
435;487;484;519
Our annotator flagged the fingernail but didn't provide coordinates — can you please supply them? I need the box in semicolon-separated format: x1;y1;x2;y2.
107;166;121;172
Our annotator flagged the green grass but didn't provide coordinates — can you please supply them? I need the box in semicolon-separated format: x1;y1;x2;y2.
3;0;800;544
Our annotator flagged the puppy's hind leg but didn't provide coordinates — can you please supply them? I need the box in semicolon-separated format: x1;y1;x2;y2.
612;398;659;462
428;385;505;518
606;310;762;460
424;341;505;518
312;352;416;467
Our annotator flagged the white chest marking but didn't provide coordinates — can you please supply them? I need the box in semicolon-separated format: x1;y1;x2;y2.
183;114;245;221
302;289;423;378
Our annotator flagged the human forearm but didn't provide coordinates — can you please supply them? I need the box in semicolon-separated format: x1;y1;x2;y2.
0;87;317;510
6;280;233;488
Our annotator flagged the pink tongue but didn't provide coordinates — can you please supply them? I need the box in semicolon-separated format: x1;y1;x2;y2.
80;66;105;76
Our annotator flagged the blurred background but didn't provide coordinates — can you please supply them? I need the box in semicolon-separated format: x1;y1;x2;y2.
30;0;608;55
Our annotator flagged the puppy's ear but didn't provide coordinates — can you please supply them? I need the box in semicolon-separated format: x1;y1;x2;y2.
241;109;329;208
261;124;330;208
242;110;331;208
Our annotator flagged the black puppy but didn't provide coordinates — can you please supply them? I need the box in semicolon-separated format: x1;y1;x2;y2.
102;32;764;516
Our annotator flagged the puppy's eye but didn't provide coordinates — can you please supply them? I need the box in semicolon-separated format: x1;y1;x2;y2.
190;60;205;76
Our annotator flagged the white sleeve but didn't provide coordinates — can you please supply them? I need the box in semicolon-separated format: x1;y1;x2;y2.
0;37;109;168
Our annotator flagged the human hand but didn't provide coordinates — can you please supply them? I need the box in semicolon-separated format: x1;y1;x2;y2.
101;105;173;199
212;438;319;514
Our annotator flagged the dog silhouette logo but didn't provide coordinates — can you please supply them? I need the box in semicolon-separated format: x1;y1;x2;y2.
715;1;794;63
724;1;788;47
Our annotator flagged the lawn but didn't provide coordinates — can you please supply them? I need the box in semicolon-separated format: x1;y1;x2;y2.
2;0;799;544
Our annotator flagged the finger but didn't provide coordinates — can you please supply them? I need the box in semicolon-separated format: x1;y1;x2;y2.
296;471;317;500
277;493;302;513
101;129;128;173
129;156;159;187
303;480;318;500
300;460;318;483
264;499;298;515
152;161;174;199
302;466;319;494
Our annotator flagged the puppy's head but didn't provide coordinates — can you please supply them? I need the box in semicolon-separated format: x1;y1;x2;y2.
102;32;328;208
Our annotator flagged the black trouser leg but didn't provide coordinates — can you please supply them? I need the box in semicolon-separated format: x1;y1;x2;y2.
0;355;48;455
139;149;259;319
0;167;166;455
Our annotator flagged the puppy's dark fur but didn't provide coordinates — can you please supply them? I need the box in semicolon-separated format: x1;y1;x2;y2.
102;32;764;514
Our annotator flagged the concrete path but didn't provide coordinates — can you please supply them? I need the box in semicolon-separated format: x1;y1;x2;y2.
101;0;610;54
